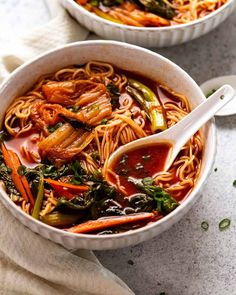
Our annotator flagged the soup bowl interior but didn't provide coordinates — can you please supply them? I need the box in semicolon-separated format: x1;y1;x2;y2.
0;41;216;250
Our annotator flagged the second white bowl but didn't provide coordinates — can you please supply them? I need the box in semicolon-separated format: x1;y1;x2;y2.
60;0;235;47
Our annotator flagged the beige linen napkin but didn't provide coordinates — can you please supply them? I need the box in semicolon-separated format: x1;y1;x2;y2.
0;1;134;294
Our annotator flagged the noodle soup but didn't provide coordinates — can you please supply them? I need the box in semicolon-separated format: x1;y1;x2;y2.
0;61;203;235
75;0;228;27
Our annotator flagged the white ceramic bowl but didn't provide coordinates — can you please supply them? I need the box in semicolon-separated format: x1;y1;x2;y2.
59;0;235;47
0;41;216;250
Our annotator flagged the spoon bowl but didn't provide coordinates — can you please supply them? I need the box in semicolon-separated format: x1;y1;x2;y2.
107;84;235;176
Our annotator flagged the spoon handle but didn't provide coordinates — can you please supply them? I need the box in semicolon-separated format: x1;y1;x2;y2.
167;84;235;166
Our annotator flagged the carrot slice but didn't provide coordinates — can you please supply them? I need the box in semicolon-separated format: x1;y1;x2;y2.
44;178;89;192
67;212;155;234
49;185;75;200
1;144;30;204
8;150;35;206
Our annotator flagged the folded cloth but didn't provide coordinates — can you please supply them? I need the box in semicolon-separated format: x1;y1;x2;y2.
0;0;89;80
0;1;134;294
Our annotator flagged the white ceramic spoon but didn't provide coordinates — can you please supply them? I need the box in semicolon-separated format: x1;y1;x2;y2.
107;85;235;173
200;75;236;116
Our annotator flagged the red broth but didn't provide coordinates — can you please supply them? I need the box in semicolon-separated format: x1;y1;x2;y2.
111;143;172;195
5;131;40;167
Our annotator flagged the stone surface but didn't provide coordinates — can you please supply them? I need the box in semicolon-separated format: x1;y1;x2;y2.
0;1;236;294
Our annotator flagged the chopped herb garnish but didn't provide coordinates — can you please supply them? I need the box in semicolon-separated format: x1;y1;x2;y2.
220;95;225;100
68;105;80;113
118;168;129;176
119;154;128;165
47;122;63;133
7;167;12;174
201;221;209;231
142;155;151;162
206;88;217;98
233;180;236;187
219;218;231;231
62;117;92;131
101;119;108;125
107;83;120;96
142;177;154;186
135;163;144;170
107;83;120;110
127;259;134;265
91;151;100;162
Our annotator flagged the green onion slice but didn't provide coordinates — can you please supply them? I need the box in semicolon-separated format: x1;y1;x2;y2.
219;218;231;231
201;221;209;231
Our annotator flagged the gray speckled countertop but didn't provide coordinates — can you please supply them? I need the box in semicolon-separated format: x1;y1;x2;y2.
1;1;236;294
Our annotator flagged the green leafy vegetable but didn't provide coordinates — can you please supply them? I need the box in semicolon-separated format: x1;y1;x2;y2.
62;117;92;131
128;193;155;212
128;177;179;214
219;218;231;231
107;83;120;109
18;164;70;180
138;0;176;19
91;198;124;219
57;196;95;211
70;161;87;184
88;181;117;200
0;163;20;196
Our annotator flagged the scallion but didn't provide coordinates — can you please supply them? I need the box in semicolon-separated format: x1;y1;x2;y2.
201;221;209;231
219;218;231;231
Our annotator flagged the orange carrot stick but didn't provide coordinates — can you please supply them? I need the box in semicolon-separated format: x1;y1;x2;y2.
1;144;29;203
44;178;89;192
67;212;155;234
8;150;35;206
